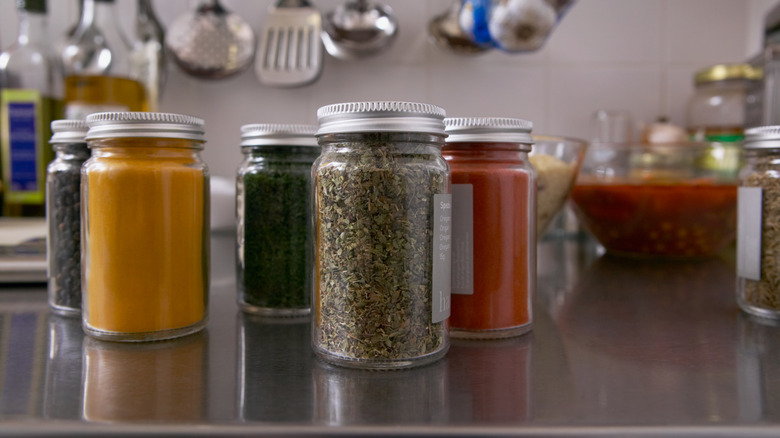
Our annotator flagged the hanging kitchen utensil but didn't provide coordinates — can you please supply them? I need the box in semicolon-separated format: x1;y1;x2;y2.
256;0;323;87
427;0;491;55
321;0;398;60
166;0;256;80
459;0;576;53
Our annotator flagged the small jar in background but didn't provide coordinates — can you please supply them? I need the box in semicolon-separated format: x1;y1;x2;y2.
442;117;536;339
46;120;90;316
687;63;761;143
313;101;451;370
738;126;780;321
236;124;319;317
82;112;209;342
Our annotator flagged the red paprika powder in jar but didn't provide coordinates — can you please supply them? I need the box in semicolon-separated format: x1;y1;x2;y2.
442;117;536;338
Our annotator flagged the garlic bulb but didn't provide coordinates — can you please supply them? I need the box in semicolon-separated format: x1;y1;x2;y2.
489;0;557;52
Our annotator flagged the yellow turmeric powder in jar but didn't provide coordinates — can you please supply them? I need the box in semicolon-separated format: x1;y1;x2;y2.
83;112;209;342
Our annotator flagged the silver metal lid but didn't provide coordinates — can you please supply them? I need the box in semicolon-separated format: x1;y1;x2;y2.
240;124;319;147
444;117;534;145
316;101;446;136
50;119;88;144
745;125;780;148
85;112;206;142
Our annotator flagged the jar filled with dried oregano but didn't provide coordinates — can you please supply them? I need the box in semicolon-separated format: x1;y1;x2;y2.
313;101;452;369
738;126;780;320
236;124;320;317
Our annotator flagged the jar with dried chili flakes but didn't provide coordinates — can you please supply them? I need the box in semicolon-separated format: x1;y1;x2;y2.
442;117;536;339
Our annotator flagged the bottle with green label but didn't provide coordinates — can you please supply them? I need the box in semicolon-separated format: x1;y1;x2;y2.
0;0;62;217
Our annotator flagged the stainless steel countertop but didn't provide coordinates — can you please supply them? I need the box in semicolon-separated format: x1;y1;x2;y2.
0;231;777;437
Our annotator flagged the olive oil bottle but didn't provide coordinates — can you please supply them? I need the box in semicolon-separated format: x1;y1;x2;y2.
0;0;62;217
60;0;148;119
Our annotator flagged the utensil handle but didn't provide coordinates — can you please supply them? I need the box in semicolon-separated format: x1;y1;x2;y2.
276;0;313;7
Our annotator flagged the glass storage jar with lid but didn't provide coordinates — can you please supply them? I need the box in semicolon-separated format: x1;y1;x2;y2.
312;101;451;370
442;117;536;339
82;112;209;342
236;123;319;317
737;125;780;321
47;120;90;316
686;63;761;142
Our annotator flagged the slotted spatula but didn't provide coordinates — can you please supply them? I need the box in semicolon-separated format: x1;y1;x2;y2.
256;0;323;87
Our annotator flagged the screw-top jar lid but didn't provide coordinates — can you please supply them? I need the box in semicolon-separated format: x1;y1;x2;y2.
85;112;205;142
316;101;446;136
240;124;319;147
744;125;780;148
694;63;761;85
444;117;534;146
50;120;88;144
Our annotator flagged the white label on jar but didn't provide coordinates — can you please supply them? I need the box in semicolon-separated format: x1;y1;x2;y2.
451;184;474;295
432;193;452;323
738;187;763;281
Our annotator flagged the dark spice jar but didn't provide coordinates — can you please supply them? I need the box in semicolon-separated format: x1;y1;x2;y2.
313;101;452;370
236;124;320;316
46;120;90;316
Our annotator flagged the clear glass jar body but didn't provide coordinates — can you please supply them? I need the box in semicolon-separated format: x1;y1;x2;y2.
737;147;780;320
82;137;209;341
442;142;536;338
236;145;319;316
312;132;450;369
46;141;90;315
687;78;752;142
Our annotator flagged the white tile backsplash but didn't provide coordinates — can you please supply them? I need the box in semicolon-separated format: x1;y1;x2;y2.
0;0;774;177
548;66;663;140
547;0;665;65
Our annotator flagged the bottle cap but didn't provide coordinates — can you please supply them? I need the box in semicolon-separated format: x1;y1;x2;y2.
444;117;533;146
240;124;318;147
744;125;780;149
50;120;88;144
316;101;446;136
85;112;205;143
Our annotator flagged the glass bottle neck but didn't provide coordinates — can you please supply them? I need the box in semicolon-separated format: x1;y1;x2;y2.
16;10;47;46
80;0;128;45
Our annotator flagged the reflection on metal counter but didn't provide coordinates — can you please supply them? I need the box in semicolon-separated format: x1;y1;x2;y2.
0;309;46;418
737;313;780;422
556;254;739;423
43;314;82;420
238;313;314;423
446;336;532;423
82;332;207;422
313;357;449;425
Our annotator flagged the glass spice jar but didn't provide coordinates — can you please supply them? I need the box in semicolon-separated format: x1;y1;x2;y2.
737;126;780;320
236;124;320;316
442;117;536;339
82;112;209;342
686;63;760;143
313;101;452;370
46;120;90;316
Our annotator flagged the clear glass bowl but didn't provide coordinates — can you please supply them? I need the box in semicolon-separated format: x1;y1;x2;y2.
569;141;741;258
529;135;588;236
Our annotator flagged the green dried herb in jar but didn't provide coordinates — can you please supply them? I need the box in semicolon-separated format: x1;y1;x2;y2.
738;126;780;319
237;124;320;316
313;101;452;370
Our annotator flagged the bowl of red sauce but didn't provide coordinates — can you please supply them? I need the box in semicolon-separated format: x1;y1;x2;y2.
569;142;740;258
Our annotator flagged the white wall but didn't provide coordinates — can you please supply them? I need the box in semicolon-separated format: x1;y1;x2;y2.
1;0;777;178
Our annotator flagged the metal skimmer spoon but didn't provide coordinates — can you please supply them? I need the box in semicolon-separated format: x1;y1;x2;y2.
166;0;256;80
